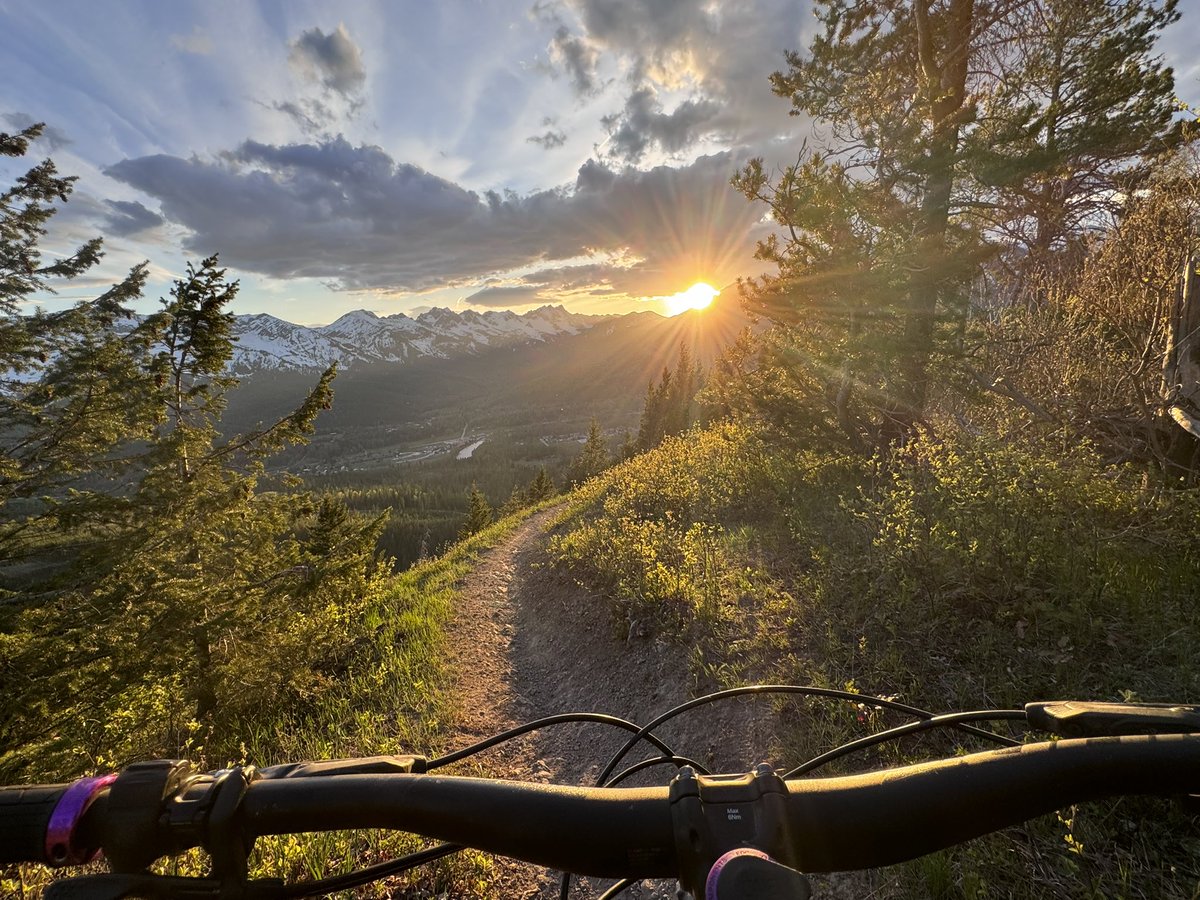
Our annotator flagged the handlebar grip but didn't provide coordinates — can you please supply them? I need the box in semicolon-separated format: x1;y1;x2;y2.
0;784;69;864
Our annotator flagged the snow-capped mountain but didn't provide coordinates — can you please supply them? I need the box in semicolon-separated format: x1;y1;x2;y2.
229;305;599;372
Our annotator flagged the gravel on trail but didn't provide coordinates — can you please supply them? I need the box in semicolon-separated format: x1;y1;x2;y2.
442;509;776;899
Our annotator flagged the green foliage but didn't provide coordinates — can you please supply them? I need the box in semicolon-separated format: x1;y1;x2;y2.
551;423;775;634
564;417;611;486
0;123;103;318
736;0;1188;446
636;342;701;452
828;434;1200;704
527;467;556;502
966;0;1189;298
551;419;1200;896
1;266;371;780
458;482;494;539
0;135;383;784
5;507;542;897
971;153;1200;478
304;432;572;569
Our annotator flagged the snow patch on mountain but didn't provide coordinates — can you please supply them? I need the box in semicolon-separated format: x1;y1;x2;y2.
229;305;599;372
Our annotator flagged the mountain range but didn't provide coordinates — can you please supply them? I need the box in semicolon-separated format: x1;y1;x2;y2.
223;292;752;447
229;304;598;372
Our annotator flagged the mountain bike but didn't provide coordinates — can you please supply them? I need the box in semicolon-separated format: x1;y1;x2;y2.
3;684;1199;899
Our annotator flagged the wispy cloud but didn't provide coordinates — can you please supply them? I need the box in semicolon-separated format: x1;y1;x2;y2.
2;111;72;150
170;25;212;56
548;25;602;96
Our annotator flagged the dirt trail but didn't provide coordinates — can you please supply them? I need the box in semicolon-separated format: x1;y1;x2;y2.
442;508;775;898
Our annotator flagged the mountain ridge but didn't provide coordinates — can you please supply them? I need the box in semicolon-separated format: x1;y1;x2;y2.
229;303;602;372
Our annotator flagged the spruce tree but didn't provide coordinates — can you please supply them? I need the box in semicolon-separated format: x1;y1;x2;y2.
499;485;528;518
0;132;383;776
566;418;610;486
636;343;699;451
528;467;556;501
1;124;157;572
459;483;494;538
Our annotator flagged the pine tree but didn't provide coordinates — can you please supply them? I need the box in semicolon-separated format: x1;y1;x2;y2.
967;0;1188;302
1;123;157;571
459;483;494;538
527;467;556;501
0;133;384;775
566;418;610;486
735;0;1186;446
499;485;528;518
636;343;700;451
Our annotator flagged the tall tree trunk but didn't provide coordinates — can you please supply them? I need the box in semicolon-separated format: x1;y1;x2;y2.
890;0;974;440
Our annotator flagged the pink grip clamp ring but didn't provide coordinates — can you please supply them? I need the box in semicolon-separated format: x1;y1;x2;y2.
45;773;117;866
705;847;772;900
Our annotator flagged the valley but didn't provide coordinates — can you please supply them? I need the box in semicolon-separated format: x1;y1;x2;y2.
220;295;749;568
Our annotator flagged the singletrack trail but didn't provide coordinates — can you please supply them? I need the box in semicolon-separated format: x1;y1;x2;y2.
442;507;771;898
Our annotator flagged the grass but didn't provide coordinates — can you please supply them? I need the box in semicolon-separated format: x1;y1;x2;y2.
3;501;553;899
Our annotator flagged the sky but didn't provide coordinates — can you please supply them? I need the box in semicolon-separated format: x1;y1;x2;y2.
2;0;1198;325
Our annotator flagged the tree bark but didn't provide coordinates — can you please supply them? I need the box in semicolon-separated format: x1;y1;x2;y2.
889;0;974;441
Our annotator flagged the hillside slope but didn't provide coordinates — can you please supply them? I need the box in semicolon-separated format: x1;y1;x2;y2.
545;421;1200;898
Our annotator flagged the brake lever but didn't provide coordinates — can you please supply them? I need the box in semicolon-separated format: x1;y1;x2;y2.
1026;701;1200;737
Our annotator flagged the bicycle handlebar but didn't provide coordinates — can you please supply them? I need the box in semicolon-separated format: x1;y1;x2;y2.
5;734;1198;878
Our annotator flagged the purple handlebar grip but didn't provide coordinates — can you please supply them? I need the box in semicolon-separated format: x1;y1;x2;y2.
705;847;771;900
45;773;117;865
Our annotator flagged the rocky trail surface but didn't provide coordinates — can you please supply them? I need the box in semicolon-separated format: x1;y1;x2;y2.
440;508;776;898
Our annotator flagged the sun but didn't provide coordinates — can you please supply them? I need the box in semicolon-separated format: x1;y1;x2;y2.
664;282;720;316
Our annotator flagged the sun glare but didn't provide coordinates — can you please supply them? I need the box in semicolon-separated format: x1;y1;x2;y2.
664;282;719;316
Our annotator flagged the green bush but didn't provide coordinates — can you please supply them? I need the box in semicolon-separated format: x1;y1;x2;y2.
549;422;775;634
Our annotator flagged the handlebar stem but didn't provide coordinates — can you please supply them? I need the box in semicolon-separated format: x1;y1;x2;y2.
670;764;811;898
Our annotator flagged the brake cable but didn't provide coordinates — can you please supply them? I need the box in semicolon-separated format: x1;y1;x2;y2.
785;709;1029;778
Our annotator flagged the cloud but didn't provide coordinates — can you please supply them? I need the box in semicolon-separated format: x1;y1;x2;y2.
528;128;568;149
548;25;601;95
270;99;337;136
105;136;762;299
170;26;212;55
545;0;815;164
465;285;550;308
288;24;366;99
572;0;714;82
101;199;164;236
2;112;71;150
603;87;719;163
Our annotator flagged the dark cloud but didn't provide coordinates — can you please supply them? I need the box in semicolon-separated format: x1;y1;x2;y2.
575;158;617;191
603;87;719;163
465;285;549;307
101;199;164;236
2;112;71;150
105;137;761;296
528;128;568;149
549;25;601;95
288;24;366;98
